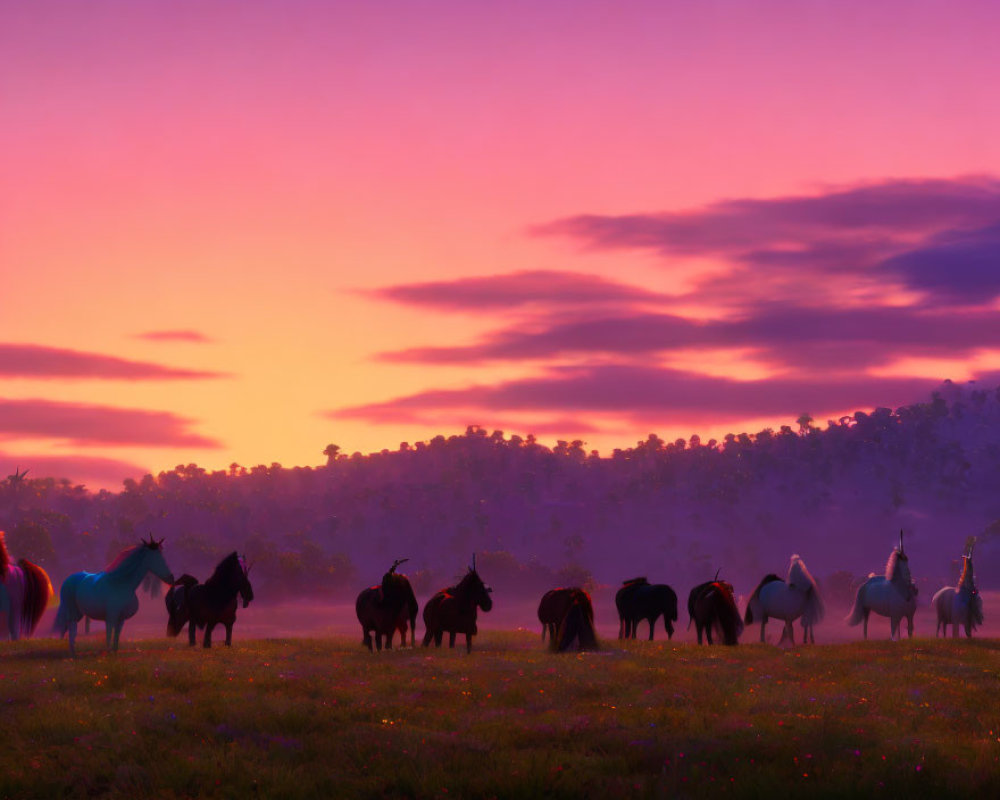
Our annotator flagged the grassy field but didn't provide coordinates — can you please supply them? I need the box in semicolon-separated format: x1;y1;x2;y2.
1;633;999;799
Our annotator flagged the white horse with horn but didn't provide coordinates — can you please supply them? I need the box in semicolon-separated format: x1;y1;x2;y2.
846;530;918;640
744;554;825;644
932;536;983;638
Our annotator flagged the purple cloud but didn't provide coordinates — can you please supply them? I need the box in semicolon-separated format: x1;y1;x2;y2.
377;306;1000;370
135;330;214;344
0;398;221;448
0;343;226;380
365;270;670;311
534;176;1000;306
331;365;941;426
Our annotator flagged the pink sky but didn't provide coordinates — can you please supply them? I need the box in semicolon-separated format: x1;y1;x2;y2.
4;1;1000;489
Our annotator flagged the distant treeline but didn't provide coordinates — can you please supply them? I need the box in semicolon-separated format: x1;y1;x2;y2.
4;380;1000;597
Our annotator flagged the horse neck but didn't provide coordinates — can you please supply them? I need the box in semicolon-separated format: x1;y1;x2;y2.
206;561;243;600
453;574;482;606
106;548;154;589
885;550;910;585
958;558;975;592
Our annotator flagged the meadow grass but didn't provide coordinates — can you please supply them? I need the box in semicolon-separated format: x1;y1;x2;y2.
1;632;998;798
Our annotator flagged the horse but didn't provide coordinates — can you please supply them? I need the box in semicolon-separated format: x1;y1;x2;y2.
744;555;825;645
356;558;419;652
422;556;493;653
537;587;597;649
615;577;678;640
552;589;598;652
165;552;253;648
0;530;52;640
932;538;983;638
846;531;918;640
688;577;743;645
53;536;174;655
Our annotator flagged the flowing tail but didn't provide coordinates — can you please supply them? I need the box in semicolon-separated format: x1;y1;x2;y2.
17;559;53;637
845;583;867;626
801;584;826;628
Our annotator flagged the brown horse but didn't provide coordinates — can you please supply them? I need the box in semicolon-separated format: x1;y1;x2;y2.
422;560;492;653
616;577;678;640
538;587;592;642
552;590;598;652
688;578;743;645
165;552;253;648
356;558;419;651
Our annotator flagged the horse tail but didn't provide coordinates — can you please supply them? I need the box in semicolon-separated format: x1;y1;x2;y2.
801;583;825;627
744;574;778;625
972;593;984;628
845;582;867;627
17;559;52;637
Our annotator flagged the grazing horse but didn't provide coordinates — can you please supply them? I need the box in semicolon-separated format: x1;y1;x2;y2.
846;531;918;640
356;558;419;652
933;538;983;638
54;536;174;655
0;531;52;640
688;577;743;645
422;557;493;653
165;552;253;648
745;555;825;645
537;587;597;649
615;577;678;640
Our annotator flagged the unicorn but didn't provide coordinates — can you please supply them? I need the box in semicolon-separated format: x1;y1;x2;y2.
932;537;983;638
744;554;825;645
53;536;174;655
0;530;53;640
846;530;918;640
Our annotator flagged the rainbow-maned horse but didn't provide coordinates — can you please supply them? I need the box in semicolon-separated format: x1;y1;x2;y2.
0;531;52;640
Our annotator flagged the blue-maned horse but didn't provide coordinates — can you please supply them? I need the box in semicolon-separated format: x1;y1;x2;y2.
932;538;983;638
745;555;825;645
54;536;174;654
846;531;918;640
0;531;53;640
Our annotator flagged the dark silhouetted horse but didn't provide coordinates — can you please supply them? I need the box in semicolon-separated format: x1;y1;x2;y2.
538;587;591;642
688;578;743;645
356;558;419;651
165;552;253;648
615;577;678;640
422;559;492;653
551;590;598;652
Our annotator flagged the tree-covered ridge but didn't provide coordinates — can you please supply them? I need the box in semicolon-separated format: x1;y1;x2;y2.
4;380;1000;597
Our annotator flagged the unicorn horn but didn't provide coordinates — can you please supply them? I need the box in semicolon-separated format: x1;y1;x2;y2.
899;529;904;555
714;568;720;581
472;552;477;572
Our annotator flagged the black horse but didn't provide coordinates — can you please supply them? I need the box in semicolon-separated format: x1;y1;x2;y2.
165;552;253;648
688;578;743;646
538;587;593;642
356;558;419;652
616;577;678;640
551;590;598;653
422;558;493;653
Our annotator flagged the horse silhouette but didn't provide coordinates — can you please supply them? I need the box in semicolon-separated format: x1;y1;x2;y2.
422;557;492;653
846;531;918;640
615;577;678;640
356;558;419;651
688;577;743;645
745;555;824;645
165;552;253;647
933;538;983;638
537;587;597;651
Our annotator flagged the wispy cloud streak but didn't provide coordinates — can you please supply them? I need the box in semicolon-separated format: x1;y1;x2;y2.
0;343;226;380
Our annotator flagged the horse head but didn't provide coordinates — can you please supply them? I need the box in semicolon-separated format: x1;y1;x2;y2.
238;554;255;608
142;537;174;586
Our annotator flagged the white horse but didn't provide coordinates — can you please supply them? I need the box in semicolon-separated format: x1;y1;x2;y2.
744;554;825;644
53;536;174;655
846;531;918;640
0;531;53;640
932;538;983;638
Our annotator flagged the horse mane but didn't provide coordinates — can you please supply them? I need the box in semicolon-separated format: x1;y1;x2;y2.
788;555;819;592
622;577;648;588
885;548;905;581
208;552;242;585
958;555;974;589
105;543;146;574
0;531;9;574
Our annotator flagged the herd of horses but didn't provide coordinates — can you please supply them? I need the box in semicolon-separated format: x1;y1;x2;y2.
0;529;987;654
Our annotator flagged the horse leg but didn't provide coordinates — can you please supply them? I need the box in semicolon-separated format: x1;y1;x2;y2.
465;633;473;653
67;617;78;656
374;632;383;652
204;622;215;648
648;615;657;641
760;616;767;644
906;615;913;639
188;621;197;647
421;629;432;647
952;620;959;638
448;631;457;648
112;618;125;652
862;611;869;641
434;631;443;647
225;622;234;646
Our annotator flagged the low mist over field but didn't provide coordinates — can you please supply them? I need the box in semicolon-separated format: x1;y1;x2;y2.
5;380;1000;618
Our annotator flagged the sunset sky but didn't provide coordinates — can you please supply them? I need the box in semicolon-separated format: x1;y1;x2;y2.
4;0;1000;489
